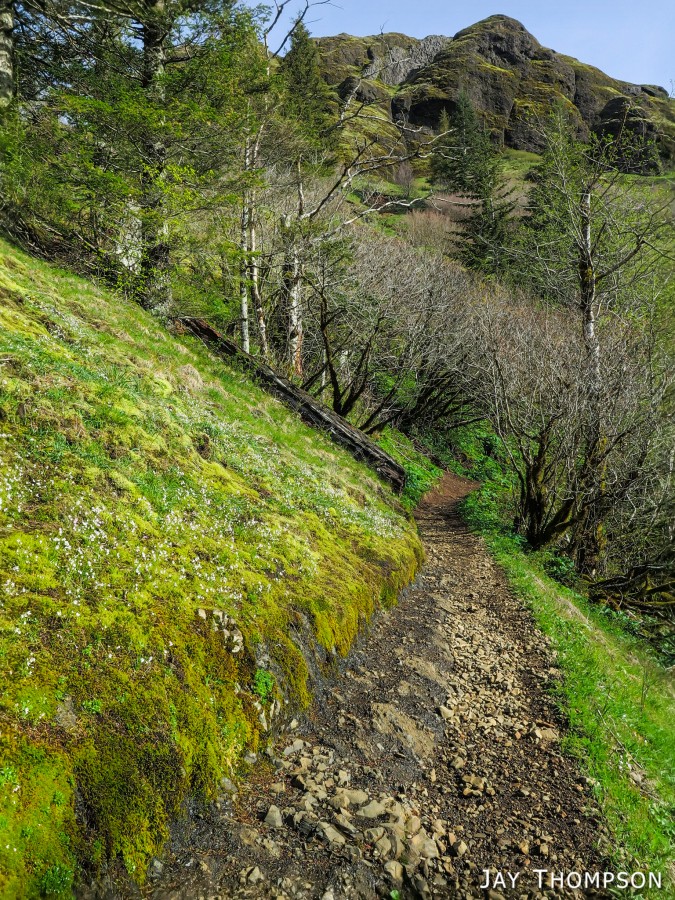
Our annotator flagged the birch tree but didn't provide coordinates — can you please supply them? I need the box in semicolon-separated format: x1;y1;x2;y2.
0;0;12;108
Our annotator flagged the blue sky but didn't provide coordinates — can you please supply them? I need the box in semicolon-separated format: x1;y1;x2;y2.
272;0;674;91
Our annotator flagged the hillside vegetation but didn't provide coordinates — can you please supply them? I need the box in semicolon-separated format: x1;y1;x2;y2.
1;4;673;896
0;239;422;895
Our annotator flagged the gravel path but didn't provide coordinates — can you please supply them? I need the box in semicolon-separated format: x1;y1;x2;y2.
146;474;610;899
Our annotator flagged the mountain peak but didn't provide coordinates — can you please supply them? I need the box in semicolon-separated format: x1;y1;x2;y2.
315;17;675;166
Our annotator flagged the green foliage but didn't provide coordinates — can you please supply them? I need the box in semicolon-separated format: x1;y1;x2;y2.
281;21;335;148
431;95;491;195
5;5;267;309
377;428;442;509
38;865;74;897
0;239;422;893
253;669;275;704
431;95;514;274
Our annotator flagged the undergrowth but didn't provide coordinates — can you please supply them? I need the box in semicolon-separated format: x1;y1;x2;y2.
0;239;423;896
376;428;442;509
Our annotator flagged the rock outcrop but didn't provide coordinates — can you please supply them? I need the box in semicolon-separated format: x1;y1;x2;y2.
316;15;675;166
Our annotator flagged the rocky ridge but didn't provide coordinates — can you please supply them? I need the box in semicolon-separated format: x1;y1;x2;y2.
316;16;675;165
142;475;618;900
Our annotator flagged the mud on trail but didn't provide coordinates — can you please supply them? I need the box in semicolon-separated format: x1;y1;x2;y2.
143;474;611;899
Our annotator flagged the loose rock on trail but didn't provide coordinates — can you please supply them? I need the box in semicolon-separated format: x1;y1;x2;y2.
146;475;611;899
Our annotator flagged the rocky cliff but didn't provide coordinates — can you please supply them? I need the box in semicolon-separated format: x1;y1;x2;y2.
316;16;675;166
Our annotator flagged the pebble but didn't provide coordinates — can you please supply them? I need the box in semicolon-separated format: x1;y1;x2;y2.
264;805;283;829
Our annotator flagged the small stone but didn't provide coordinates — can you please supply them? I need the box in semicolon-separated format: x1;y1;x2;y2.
283;739;305;756
149;859;163;879
264;805;283;829
405;815;422;835
356;799;386;818
320;822;346;845
384;860;404;881
248;866;264;884
364;827;386;842
375;835;392;857
334;813;359;837
451;840;468;857
438;706;452;721
343;788;369;805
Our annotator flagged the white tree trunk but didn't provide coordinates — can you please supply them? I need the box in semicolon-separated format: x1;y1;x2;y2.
0;0;13;109
240;141;251;353
281;214;303;376
579;190;601;403
249;212;269;359
140;0;171;310
287;246;303;376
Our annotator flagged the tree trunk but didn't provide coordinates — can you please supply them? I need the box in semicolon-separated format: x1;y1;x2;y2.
239;141;251;353
0;0;13;108
281;214;303;376
249;208;268;359
577;188;605;574
140;0;171;310
579;190;601;407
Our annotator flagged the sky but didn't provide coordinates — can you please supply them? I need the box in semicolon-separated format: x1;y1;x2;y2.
272;0;674;91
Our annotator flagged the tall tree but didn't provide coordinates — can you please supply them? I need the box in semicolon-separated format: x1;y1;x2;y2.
0;0;12;107
431;94;512;273
280;19;332;146
431;95;487;194
507;109;672;571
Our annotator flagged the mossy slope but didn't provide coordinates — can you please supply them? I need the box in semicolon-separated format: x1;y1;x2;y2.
0;239;422;896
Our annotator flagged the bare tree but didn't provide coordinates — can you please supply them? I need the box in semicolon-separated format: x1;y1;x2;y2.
508;109;674;570
467;287;668;555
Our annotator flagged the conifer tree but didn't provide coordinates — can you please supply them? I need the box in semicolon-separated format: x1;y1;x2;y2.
431;94;488;194
280;20;333;146
431;94;512;274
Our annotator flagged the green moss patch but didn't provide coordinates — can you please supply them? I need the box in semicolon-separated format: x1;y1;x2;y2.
0;239;422;895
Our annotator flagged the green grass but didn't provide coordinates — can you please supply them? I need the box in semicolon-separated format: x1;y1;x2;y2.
445;424;675;895
501;148;541;179
376;428;442;510
0;238;423;895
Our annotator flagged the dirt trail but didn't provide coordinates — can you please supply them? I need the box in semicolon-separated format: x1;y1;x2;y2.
146;474;610;899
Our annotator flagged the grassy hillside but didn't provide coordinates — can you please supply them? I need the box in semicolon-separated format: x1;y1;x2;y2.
0;240;423;896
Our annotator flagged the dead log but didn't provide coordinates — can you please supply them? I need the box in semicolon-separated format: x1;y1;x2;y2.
177;317;406;494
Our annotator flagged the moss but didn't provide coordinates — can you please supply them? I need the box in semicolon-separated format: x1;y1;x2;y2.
0;238;423;894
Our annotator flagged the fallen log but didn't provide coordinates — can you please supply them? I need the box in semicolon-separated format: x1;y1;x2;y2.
177;317;406;494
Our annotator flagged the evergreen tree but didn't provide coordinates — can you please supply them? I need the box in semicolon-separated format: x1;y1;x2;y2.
431;94;513;274
431;94;488;194
280;21;333;146
5;3;264;309
459;157;514;275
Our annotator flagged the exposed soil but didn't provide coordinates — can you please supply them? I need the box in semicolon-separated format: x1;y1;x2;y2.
127;474;613;898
